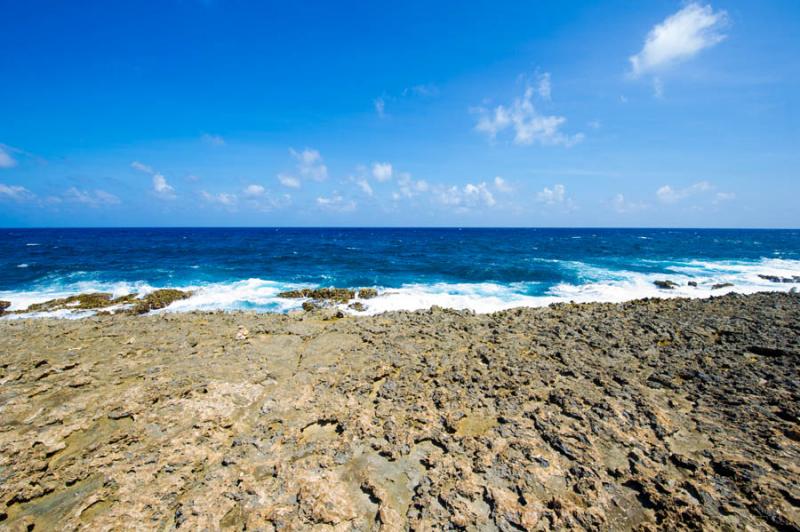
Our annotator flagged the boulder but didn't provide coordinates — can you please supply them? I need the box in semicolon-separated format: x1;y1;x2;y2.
348;302;366;312
688;281;698;287
0;300;10;314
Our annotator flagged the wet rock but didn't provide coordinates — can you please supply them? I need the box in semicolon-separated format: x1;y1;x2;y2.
0;300;10;314
24;292;138;313
357;288;378;299
688;281;698;287
277;287;355;303
653;280;678;290
130;289;192;314
711;283;734;290
348;302;367;312
759;274;800;283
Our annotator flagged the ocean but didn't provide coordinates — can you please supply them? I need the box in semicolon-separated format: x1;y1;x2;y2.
2;227;799;318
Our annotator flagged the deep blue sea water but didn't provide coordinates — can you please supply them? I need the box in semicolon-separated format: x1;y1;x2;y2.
2;228;799;317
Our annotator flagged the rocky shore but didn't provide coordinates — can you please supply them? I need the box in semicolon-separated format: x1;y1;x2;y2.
0;292;798;530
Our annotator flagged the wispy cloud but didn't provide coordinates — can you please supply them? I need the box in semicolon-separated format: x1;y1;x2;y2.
356;179;373;197
63;187;121;207
713;191;736;204
0;183;34;201
392;172;428;200
201;133;226;146
656;181;712;203
277;173;301;188
201;190;237;206
289;148;328;181
611;193;648;214
402;84;438;97
132;161;176;199
374;97;386;118
131;161;154;174
0;145;17;168
474;72;583;147
536;184;577;211
316;193;356;212
630;2;728;94
536;72;551;101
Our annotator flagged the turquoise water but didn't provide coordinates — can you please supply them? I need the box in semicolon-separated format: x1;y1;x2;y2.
1;228;799;316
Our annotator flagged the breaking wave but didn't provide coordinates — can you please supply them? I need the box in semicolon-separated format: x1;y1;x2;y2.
2;258;798;319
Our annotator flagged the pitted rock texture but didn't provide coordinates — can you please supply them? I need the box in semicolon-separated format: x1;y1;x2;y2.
0;292;798;530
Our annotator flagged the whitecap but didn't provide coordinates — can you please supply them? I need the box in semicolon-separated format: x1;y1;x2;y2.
17;263;29;268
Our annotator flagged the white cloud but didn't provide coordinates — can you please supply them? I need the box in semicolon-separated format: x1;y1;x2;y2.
356;179;373;197
372;162;393;182
374;97;386;118
132;161;176;199
475;75;583;147
131;161;154;174
537;72;551;100
201;133;226;146
536;184;566;205
611;193;648;213
277;173;301;188
243;184;265;197
630;3;728;77
316;193;356;212
402;84;438;97
656;181;711;203
713;191;736;204
153;173;176;198
63;187;121;207
290;148;328;181
0;183;33;201
536;184;577;211
393;172;428;200
653;77;665;98
493;176;512;192
0;146;17;168
437;182;495;209
201;190;237;206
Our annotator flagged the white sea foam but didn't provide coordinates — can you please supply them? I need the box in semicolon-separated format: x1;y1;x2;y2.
2;258;799;319
17;263;29;268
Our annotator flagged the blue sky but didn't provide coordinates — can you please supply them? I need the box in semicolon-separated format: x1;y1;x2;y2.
0;0;798;227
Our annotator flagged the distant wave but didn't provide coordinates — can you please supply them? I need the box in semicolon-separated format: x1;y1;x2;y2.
2;258;799;319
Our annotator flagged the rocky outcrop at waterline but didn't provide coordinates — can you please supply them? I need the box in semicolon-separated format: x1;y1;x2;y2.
1;289;193;316
278;286;380;312
0;292;798;530
129;289;192;314
23;292;138;312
